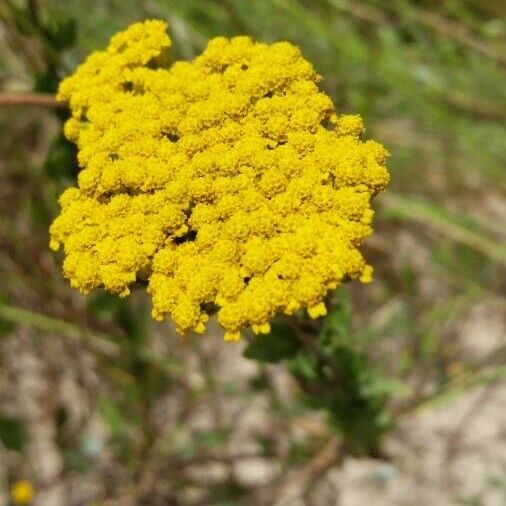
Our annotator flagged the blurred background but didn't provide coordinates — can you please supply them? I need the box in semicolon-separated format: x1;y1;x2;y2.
0;1;505;505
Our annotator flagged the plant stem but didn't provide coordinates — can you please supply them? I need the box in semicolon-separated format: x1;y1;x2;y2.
0;92;65;108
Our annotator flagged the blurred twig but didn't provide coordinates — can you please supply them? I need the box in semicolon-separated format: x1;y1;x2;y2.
396;344;506;416
381;193;506;265
0;92;63;108
248;436;343;505
0;302;119;357
435;89;506;121
212;0;249;34
443;380;499;464
328;0;506;69
414;9;506;68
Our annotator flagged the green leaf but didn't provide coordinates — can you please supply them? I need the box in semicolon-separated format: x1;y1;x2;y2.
0;417;26;452
289;352;319;381
243;321;300;363
319;291;353;346
361;377;412;398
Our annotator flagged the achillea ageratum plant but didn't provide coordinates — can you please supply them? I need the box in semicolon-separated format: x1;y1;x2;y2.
50;20;389;341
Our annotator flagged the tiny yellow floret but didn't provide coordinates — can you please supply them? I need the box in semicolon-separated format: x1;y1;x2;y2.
308;302;327;319
50;20;389;340
359;265;374;283
10;480;34;505
224;331;242;342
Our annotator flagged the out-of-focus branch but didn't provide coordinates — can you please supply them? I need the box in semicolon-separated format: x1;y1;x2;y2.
0;303;119;357
395;344;506;417
0;92;65;108
248;436;343;505
328;0;506;69
434;89;506;121
381;193;506;265
213;0;249;34
415;10;506;68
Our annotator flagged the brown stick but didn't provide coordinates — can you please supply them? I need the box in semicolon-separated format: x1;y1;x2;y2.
0;92;65;108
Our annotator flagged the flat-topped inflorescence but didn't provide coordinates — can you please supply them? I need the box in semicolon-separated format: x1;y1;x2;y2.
50;20;390;340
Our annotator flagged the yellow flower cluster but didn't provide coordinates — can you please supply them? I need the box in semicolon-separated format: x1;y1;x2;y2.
50;20;389;340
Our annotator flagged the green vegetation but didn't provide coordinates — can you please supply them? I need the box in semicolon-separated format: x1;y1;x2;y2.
0;1;504;504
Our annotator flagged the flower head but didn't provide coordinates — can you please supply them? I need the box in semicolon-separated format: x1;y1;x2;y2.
50;20;389;340
10;480;34;505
